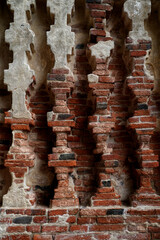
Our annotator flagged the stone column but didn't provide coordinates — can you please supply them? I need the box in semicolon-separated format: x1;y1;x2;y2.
47;0;79;207
2;0;36;207
124;0;160;206
4;0;35;119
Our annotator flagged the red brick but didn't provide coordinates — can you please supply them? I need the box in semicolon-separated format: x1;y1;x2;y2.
67;216;76;223
7;226;25;233
80;209;106;216
88;3;112;10
142;161;159;168
48;216;59;223
52;68;69;74
77;217;96;224
91;10;106;18
33;235;52;240
93;199;121;206
90;224;124;231
97;217;124;224
25;209;46;215
1;237;10;240
11;124;30;131
26;225;41;233
70;225;88;232
90;29;106;36
130;50;146;57
49;209;67;216
33;216;47;223
55;235;92;240
15;132;28;139
6;209;25;215
48;160;76;167
127;209;156;215
48;121;75;127
152;233;160;238
148;226;160;232
10;235;31;240
93;234;110;240
42;225;68;233
129;123;155;129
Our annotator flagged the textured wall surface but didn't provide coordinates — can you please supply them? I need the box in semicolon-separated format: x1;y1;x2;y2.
0;0;160;239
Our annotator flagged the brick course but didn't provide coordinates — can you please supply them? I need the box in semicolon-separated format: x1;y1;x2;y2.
0;0;160;239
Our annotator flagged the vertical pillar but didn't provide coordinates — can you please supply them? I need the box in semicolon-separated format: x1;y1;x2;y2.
87;1;121;207
2;0;36;207
124;0;160;206
47;0;79;207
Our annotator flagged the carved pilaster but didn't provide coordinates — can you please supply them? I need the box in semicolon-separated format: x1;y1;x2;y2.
3;0;36;207
47;0;78;207
86;2;121;207
124;0;151;43
88;40;114;155
47;0;75;69
124;0;160;206
4;0;35;119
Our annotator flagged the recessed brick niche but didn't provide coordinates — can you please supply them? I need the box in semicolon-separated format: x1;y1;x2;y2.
0;0;160;239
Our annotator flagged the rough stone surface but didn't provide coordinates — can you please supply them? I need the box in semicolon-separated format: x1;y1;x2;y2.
124;0;151;43
90;40;114;59
3;181;31;207
4;0;35;118
47;0;75;26
47;0;75;68
7;0;35;22
47;27;75;68
88;74;99;83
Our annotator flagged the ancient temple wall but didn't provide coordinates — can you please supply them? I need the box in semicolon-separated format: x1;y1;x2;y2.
0;0;160;239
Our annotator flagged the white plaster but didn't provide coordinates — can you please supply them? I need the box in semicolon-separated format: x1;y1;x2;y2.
3;180;31;207
4;3;35;118
0;224;7;236
124;0;151;43
90;40;114;59
47;0;75;69
47;111;54;121
88;74;99;83
47;0;74;26
57;214;69;225
7;0;35;23
47;26;75;68
5;23;34;54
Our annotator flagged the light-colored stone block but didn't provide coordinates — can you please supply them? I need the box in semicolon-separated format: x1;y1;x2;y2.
4;2;35;119
124;0;151;43
88;74;99;83
3;180;31;207
7;0;35;22
47;0;75;69
90;40;114;60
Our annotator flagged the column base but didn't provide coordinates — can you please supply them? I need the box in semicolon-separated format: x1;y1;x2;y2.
131;187;160;207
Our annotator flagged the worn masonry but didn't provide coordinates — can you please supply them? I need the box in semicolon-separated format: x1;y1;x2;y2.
0;0;160;239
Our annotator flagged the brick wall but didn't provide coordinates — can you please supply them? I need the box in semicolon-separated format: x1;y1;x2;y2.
0;0;160;239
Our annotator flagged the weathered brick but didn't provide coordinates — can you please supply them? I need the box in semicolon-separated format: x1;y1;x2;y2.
42;225;68;233
33;235;52;240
